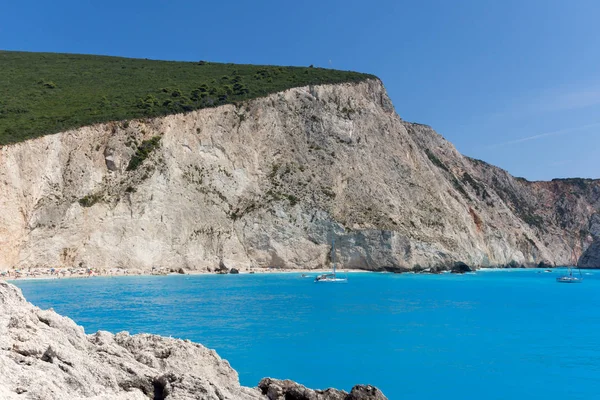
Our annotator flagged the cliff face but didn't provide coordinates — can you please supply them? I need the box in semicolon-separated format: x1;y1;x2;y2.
578;214;600;269
1;79;599;271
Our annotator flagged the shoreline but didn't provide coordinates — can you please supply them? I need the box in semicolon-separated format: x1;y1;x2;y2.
0;267;370;282
2;265;590;283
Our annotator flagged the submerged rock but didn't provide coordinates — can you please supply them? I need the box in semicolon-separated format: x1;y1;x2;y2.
0;282;385;399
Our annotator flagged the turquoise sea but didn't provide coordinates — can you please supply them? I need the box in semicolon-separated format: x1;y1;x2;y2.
12;269;600;399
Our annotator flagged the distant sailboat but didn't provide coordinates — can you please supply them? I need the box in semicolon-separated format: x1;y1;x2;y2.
556;266;583;283
557;248;583;283
315;238;348;283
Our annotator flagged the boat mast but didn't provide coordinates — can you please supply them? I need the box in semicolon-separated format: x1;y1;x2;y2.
572;247;583;277
332;237;336;277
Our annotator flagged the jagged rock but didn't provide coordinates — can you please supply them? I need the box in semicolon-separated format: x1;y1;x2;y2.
41;345;58;363
578;240;600;269
451;262;473;274
229;268;240;274
104;150;118;171
0;281;261;400
588;214;600;239
579;214;600;269
215;260;229;274
0;282;385;399
177;267;186;274
347;385;387;400
257;378;387;400
0;80;599;272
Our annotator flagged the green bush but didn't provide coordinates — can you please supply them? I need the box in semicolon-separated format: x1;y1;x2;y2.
79;194;101;207
38;80;57;89
126;136;161;171
425;149;449;172
0;51;376;145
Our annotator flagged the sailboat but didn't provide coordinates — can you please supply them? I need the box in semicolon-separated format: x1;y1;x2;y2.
315;238;348;283
556;266;583;283
556;248;583;283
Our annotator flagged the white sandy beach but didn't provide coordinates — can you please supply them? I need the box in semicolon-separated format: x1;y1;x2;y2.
0;266;369;281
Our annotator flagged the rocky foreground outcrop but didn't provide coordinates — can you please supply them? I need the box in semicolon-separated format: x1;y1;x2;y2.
257;378;386;400
0;281;386;400
0;79;599;271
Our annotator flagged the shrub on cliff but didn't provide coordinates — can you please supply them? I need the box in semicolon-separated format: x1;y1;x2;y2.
126;136;162;171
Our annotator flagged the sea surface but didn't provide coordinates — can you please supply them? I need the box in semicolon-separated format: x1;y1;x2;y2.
12;269;600;400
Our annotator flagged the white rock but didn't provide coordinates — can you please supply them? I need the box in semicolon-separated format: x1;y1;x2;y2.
0;80;598;272
0;281;262;399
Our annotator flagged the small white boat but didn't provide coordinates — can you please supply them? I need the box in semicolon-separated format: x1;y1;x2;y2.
314;273;348;283
314;275;347;282
556;266;583;283
315;238;347;283
556;276;583;283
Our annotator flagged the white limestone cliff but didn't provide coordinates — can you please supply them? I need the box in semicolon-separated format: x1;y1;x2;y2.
0;79;598;271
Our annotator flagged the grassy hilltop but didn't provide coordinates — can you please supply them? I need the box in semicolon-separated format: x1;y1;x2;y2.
0;51;376;145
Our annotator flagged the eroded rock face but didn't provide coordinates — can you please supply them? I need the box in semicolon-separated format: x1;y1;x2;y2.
578;214;600;268
0;80;599;271
450;262;473;274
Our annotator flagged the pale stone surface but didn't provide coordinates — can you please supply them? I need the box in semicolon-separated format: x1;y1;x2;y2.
0;281;263;399
0;80;599;271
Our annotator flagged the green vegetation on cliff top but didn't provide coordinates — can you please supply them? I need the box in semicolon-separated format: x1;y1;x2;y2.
0;51;376;145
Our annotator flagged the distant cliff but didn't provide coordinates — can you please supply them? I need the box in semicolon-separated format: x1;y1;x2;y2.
578;214;600;269
1;79;599;271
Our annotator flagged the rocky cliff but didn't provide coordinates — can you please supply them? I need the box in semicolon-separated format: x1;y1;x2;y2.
1;79;599;271
0;281;387;399
578;213;600;269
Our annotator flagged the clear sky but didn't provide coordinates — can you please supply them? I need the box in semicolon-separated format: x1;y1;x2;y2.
2;0;599;180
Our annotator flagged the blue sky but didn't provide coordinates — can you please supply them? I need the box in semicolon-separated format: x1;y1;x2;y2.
2;0;599;180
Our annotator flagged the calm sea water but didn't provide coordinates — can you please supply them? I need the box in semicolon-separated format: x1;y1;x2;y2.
12;269;600;400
